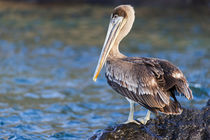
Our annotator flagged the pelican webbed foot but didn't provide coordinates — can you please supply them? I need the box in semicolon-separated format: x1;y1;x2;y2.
123;119;141;125
137;110;151;125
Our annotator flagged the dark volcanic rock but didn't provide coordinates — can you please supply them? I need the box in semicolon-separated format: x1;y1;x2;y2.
89;100;210;140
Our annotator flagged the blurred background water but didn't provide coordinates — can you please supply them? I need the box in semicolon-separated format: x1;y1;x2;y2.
0;1;209;139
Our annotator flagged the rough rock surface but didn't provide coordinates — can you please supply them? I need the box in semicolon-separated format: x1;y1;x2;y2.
89;100;209;140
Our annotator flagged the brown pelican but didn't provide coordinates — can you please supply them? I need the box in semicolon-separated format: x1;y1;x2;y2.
93;5;193;124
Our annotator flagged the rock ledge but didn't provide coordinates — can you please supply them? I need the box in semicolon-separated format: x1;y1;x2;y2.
90;100;209;140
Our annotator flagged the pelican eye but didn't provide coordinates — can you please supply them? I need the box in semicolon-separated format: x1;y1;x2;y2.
113;14;118;19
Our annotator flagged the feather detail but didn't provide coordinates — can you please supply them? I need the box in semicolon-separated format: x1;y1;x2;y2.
105;57;193;114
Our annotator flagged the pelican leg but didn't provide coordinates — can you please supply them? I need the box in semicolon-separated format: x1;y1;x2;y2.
137;110;151;125
124;98;140;125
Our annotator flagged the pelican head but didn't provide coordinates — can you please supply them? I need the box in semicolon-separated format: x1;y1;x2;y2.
93;5;135;81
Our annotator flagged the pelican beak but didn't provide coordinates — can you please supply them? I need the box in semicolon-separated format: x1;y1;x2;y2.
93;16;124;81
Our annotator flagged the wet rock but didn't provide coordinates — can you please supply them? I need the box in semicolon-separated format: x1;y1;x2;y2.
89;99;210;140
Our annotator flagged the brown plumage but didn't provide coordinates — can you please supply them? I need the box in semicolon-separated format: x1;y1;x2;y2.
106;57;192;114
93;5;193;123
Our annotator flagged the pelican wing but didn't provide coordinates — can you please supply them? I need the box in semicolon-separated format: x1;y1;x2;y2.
158;59;193;100
105;57;192;112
